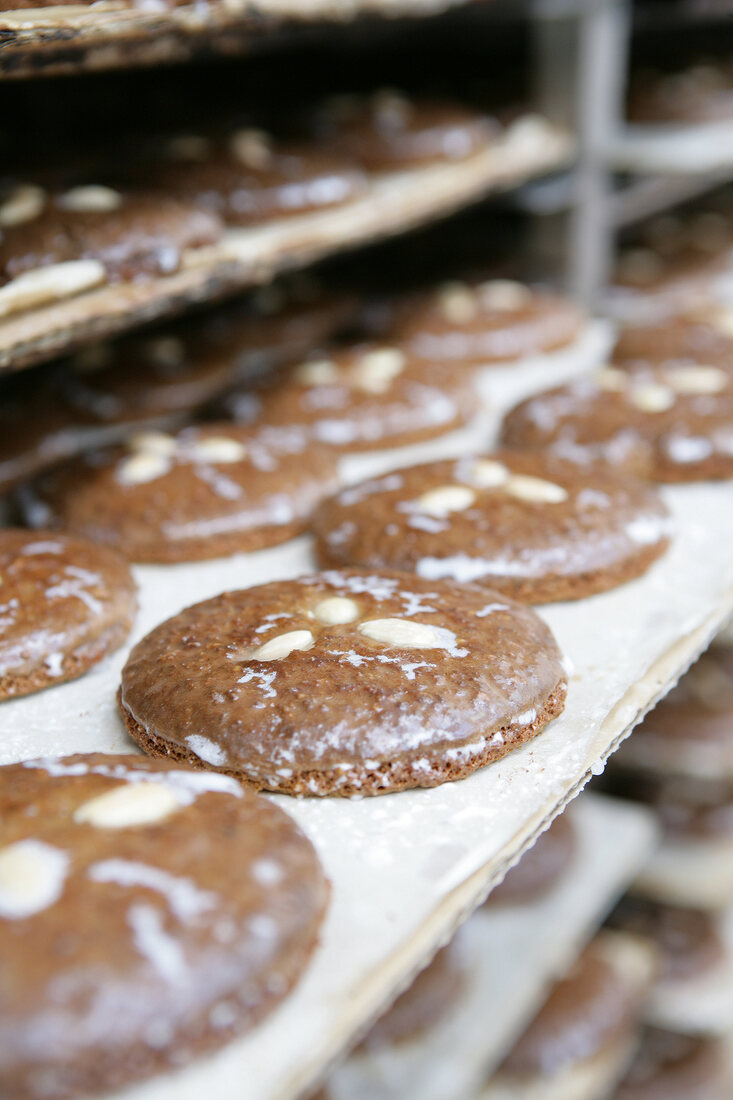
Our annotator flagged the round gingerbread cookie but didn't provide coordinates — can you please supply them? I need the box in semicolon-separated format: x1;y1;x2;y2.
118;568;567;797
494;935;650;1085
484;811;576;907
0;752;327;1099
0;529;136;701
392;279;586;366
0;183;221;284
224;343;478;452
614;644;733;779
615;1029;729;1100
18;423;339;563
614;314;733;370
153;129;367;226
501;364;733;482
313;451;670;604
361;943;466;1049
312;91;498;170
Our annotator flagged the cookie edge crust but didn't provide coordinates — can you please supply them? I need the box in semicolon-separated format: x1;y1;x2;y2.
314;537;671;605
0;611;135;702
117;678;568;797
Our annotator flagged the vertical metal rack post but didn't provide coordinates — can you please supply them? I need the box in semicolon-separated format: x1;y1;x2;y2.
531;0;632;308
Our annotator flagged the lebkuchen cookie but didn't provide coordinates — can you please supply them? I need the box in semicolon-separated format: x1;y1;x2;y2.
479;933;656;1100
313;451;671;603
310;90;499;171
149;128;368;225
484;810;576;907
0;280;357;495
18;423;339;563
614;311;733;370
392;279;586;366
501;363;733;481
220;343;478;452
360;941;466;1050
0;180;221;289
0;529;136;701
0;753;327;1100
607;896;733;1036
118;568;568;796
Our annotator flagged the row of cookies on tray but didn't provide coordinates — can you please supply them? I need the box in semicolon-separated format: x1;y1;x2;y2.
0;277;587;1098
0;90;511;321
3;289;731;1097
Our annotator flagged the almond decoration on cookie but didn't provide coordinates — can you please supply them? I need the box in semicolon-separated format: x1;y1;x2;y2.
226;342;479;452
118;569;567;797
392;278;586;365
313;452;670;604
0;754;327;1100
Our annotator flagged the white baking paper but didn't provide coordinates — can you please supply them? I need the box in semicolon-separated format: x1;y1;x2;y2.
325;794;658;1100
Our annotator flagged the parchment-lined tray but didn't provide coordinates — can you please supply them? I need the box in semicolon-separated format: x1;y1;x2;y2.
2;341;733;1100
0;122;572;373
0;0;475;80
325;794;658;1100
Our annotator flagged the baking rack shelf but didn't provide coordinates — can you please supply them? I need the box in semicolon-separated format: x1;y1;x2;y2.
0;0;479;79
0;123;573;373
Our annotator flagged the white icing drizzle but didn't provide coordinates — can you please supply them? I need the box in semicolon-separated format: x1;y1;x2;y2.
185;735;229;766
128;903;187;984
46;565;104;616
88;859;216;920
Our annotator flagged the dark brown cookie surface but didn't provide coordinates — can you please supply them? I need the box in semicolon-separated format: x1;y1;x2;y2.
0;529;136;700
0;752;327;1100
392;279;586;365
498;936;648;1078
225;343;478;451
312;92;497;170
0;183;221;283
484;810;576;907
152;131;367;225
119;569;567;796
501;365;733;481
614;314;733;370
19;423;339;563
313;451;670;604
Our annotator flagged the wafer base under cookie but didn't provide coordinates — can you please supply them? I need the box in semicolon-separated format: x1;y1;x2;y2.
118;680;567;797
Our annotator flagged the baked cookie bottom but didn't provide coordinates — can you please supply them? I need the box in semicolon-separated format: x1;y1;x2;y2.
118;678;567;797
0;616;134;702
